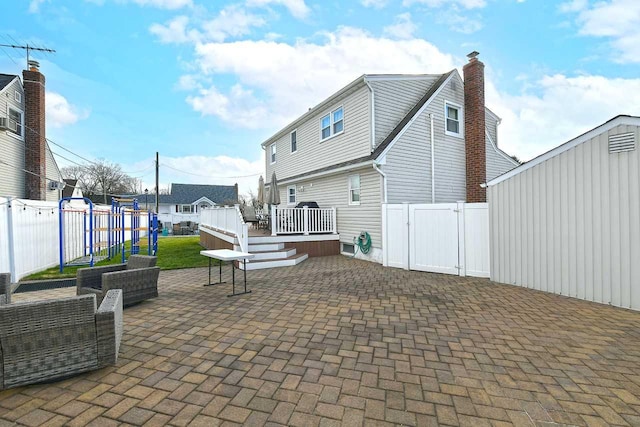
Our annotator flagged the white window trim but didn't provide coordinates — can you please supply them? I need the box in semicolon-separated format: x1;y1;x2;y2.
348;174;361;206
319;105;344;142
6;105;24;141
180;204;194;213
290;129;297;153
287;185;297;205
14;91;21;103
444;100;463;139
270;143;276;164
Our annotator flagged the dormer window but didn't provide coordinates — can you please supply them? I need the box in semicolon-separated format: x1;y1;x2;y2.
14;91;21;103
320;106;344;141
445;101;463;137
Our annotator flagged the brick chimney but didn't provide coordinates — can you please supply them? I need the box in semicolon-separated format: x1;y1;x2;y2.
23;60;46;201
463;51;486;203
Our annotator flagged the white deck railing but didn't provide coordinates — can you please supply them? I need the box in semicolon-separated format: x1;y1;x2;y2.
271;206;337;236
199;205;248;253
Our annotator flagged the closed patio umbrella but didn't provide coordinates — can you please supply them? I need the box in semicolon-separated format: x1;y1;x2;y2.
268;171;280;205
257;175;265;207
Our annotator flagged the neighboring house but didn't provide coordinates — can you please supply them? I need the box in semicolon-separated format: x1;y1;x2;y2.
261;52;518;262
133;183;238;227
0;63;64;202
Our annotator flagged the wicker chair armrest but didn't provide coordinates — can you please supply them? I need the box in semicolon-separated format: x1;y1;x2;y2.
95;289;123;367
0;274;10;305
77;264;126;291
102;267;160;306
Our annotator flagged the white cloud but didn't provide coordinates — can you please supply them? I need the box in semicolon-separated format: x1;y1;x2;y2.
131;154;265;196
439;12;483;33
28;0;47;13
487;74;640;160
383;13;418;40
201;5;266;42
562;0;640;63
187;27;456;128
245;0;311;19
402;0;486;9
149;16;196;44
149;6;265;44
46;92;89;128
128;0;192;9
361;0;388;8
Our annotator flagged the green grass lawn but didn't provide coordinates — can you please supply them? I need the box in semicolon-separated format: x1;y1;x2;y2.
24;236;212;281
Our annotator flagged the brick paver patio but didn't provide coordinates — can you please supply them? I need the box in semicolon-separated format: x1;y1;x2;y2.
3;256;640;426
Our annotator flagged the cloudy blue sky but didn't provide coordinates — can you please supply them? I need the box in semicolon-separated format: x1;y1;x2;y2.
3;0;640;194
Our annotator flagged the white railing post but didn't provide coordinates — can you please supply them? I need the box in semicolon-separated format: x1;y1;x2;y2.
457;201;466;277
6;198;17;282
331;207;337;234
303;206;309;235
271;205;277;236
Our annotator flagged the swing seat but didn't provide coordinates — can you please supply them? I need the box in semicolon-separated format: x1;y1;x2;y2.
76;255;159;307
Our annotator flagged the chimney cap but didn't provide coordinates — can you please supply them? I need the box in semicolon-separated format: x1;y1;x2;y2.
467;51;480;60
28;60;40;71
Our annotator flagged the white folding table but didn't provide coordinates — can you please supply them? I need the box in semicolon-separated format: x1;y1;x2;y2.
200;249;255;297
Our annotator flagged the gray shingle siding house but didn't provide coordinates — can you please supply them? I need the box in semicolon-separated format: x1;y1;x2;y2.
262;53;518;263
0;70;64;202
135;183;238;227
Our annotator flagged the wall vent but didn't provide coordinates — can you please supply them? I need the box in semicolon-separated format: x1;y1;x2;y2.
609;132;636;153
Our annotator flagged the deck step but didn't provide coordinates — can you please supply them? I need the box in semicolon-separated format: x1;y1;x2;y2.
240;253;308;270
249;248;297;260
248;242;285;252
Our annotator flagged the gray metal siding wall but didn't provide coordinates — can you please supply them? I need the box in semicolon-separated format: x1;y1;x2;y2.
278;167;382;249
485;110;518;181
0;79;26;198
489;123;640;311
45;144;63;202
370;77;439;148
384;73;466;203
265;84;371;181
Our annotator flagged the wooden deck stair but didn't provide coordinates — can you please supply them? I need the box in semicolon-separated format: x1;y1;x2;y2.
240;240;308;271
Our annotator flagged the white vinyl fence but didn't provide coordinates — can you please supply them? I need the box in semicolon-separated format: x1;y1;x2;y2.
0;197;148;282
199;206;248;253
382;202;490;278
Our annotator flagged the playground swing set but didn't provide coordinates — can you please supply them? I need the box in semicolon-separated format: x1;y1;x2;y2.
58;197;159;272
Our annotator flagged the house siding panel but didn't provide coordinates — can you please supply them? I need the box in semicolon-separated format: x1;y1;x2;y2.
0;78;26;198
276;167;382;255
383;73;466;203
369;77;439;148
265;84;371;181
488;123;640;311
45;144;63;202
485;111;518;181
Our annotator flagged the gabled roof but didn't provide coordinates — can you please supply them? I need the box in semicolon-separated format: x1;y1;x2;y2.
487;115;640;186
270;71;456;185
260;73;447;148
130;183;238;205
0;74;18;92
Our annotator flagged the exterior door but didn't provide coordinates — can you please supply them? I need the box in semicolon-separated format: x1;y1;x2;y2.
408;204;459;274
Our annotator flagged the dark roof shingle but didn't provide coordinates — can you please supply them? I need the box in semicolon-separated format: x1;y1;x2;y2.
0;74;18;92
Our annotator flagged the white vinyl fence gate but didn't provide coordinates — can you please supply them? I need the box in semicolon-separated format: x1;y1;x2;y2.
382;202;490;278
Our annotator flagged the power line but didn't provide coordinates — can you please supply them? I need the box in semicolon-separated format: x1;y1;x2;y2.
21;123;98;165
161;163;261;179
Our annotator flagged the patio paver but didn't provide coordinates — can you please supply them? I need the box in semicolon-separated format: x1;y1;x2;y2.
4;255;640;426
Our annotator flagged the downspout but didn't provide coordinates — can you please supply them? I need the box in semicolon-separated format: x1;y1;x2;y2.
373;163;387;203
430;113;435;203
364;77;376;152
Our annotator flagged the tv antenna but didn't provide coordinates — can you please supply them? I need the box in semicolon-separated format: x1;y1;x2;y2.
0;43;56;68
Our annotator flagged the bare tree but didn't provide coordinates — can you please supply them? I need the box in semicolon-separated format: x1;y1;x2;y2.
62;159;138;204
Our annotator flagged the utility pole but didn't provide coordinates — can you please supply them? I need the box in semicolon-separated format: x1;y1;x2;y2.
155;152;159;214
0;43;56;68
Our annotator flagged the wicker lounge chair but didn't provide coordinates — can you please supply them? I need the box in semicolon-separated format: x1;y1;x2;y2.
0;289;123;390
77;255;160;306
0;273;10;305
